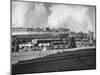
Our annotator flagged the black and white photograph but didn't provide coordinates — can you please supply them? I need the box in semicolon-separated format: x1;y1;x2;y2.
11;0;96;74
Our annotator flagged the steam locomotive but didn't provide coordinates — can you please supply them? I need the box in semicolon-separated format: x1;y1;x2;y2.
12;33;77;52
12;32;94;52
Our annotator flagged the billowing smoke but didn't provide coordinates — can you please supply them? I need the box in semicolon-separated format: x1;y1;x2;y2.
12;1;48;28
12;1;95;33
48;5;94;32
12;1;29;27
25;3;48;28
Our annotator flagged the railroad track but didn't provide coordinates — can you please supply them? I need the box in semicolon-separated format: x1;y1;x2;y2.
12;47;96;74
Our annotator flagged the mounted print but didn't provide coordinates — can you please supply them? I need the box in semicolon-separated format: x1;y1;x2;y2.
11;0;96;74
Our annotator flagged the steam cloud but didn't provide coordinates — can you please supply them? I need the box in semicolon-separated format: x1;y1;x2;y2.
25;3;48;28
12;1;95;33
48;5;94;32
12;1;29;27
12;1;48;28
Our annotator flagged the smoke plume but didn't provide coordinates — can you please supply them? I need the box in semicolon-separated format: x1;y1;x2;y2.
12;1;48;28
48;5;94;32
25;3;48;28
12;1;29;27
12;1;95;33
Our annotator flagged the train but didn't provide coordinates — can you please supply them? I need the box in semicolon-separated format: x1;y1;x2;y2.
11;33;95;52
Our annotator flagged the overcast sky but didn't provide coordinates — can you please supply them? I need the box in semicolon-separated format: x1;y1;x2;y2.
12;1;96;33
